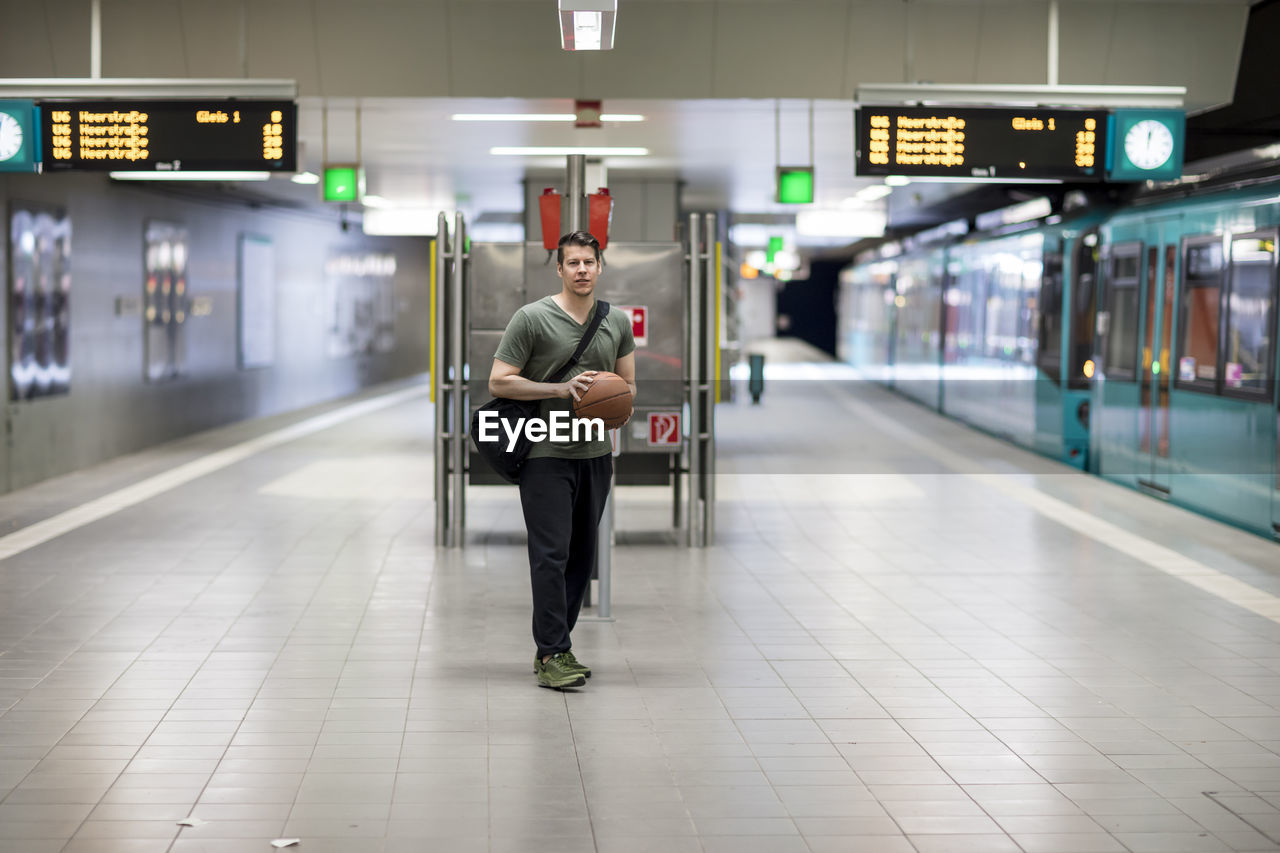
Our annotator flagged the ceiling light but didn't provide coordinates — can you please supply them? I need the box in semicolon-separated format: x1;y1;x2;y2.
452;113;644;122
796;210;887;239
884;175;911;187
490;146;647;156
855;185;893;201
291;171;320;184
452;113;576;121
109;171;270;181
361;194;392;208
362;208;438;237
559;0;616;51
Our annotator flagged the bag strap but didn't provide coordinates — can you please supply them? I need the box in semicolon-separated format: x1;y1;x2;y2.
545;300;610;383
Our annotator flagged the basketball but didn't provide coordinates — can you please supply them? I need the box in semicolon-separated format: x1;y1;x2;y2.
572;371;633;429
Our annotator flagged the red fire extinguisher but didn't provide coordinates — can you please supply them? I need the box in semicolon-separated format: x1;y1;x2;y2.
587;187;613;249
538;187;561;251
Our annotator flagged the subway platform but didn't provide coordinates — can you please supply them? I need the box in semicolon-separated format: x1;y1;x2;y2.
1;347;1278;853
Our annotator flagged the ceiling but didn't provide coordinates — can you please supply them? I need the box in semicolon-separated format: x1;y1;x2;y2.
286;96;877;221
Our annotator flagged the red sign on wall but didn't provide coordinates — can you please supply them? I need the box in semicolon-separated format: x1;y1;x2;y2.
648;412;680;447
618;305;647;347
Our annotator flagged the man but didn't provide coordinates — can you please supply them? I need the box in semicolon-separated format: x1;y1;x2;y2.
489;231;636;689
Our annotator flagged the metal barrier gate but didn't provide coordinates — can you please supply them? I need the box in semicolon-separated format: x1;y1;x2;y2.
433;210;721;577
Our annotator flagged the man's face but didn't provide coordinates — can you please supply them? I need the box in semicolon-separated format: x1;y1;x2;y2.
558;245;600;298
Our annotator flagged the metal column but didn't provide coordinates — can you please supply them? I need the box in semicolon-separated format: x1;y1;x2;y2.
686;213;718;548
687;213;703;546
571;152;615;619
703;214;718;546
434;212;468;548
451;212;468;542
433;213;450;546
566;154;586;231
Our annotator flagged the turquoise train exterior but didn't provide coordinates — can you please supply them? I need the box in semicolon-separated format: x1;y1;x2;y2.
838;182;1280;539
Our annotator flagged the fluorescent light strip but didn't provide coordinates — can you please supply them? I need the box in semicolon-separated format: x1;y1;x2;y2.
452;113;644;122
573;10;602;50
109;171;271;181
452;114;575;121
490;146;648;156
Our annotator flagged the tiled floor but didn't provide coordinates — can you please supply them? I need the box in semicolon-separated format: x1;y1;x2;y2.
1;359;1278;853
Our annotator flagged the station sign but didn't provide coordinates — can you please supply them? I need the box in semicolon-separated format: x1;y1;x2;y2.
647;412;680;447
37;100;296;172
855;105;1107;181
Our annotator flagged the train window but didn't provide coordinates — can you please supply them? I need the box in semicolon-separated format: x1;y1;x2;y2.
1223;233;1277;399
1175;237;1224;392
1036;242;1064;383
1067;231;1099;389
1103;245;1141;380
1112;253;1140;282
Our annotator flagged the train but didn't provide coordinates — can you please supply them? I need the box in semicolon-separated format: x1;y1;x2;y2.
837;173;1280;540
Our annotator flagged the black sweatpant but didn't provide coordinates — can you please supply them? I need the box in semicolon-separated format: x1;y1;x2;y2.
519;454;613;659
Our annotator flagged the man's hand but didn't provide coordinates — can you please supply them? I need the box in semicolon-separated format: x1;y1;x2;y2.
560;370;598;402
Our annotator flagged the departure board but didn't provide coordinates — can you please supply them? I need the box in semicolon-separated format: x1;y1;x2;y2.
38;100;296;172
855;106;1106;180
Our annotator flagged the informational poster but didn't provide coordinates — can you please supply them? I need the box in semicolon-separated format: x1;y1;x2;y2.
143;221;190;382
8;203;71;400
324;251;396;358
238;234;275;368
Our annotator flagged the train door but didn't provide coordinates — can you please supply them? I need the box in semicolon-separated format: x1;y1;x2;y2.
1138;221;1179;494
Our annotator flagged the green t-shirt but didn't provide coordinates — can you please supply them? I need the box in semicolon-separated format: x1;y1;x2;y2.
493;296;636;459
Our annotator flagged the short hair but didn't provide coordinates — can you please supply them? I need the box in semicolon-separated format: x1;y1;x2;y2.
557;231;603;267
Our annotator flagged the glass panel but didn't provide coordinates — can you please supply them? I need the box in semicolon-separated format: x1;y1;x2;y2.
1068;233;1099;388
1113;253;1140;282
944;254;984;364
1224;235;1276;395
1157;244;1175;457
981;235;1043;365
1177;239;1223;388
1036;242;1064;383
1104;249;1141;380
1140;246;1157;454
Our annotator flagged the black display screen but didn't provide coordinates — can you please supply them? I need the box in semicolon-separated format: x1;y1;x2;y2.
855;106;1106;180
38;100;296;172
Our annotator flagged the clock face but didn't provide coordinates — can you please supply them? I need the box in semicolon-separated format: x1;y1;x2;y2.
0;112;24;161
1124;119;1175;171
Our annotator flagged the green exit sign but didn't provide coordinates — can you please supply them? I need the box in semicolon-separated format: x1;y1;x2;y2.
323;164;363;202
767;236;784;264
776;167;814;204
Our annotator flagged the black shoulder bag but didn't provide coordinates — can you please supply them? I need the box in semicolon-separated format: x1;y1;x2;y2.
470;301;610;484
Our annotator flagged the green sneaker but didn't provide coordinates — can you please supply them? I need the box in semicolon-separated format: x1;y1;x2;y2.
535;653;586;689
533;650;591;679
560;649;591;679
